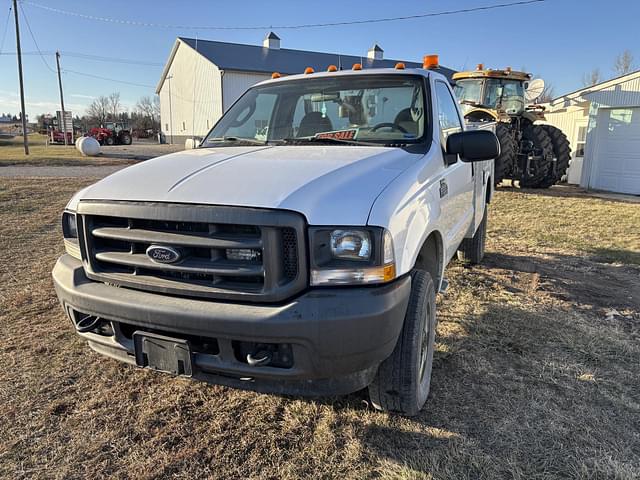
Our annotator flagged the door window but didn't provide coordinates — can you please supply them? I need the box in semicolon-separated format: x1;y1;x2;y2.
575;125;587;157
435;82;463;139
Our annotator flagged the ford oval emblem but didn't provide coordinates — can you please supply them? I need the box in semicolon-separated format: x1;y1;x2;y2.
146;245;182;264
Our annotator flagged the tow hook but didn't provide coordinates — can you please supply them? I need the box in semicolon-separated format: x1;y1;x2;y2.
74;314;103;333
246;347;273;367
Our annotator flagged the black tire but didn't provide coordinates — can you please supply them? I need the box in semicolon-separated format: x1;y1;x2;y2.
120;133;132;145
369;269;437;416
535;125;571;188
494;123;516;185
457;204;487;264
519;124;553;188
105;136;115;146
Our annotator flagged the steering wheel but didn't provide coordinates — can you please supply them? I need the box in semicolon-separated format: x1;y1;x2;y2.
370;122;408;133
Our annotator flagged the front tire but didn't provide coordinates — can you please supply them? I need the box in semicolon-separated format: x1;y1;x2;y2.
457;204;487;264
105;136;115;146
368;270;437;416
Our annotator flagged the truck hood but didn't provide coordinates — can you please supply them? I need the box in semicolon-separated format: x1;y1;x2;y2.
78;145;422;224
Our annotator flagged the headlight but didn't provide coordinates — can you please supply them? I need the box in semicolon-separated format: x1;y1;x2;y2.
310;227;396;286
330;230;371;260
62;211;81;260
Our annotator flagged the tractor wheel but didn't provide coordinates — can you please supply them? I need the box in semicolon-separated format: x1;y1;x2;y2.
494;123;516;185
120;133;132;145
105;136;115;146
519;124;553;188
534;125;572;188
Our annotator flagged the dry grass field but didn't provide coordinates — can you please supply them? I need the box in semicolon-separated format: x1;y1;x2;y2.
0;135;180;167
1;177;639;479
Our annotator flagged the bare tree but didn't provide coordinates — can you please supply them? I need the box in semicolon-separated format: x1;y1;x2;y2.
108;92;121;121
538;82;555;103
87;96;109;126
153;95;160;120
582;68;602;87
613;50;635;75
136;96;156;121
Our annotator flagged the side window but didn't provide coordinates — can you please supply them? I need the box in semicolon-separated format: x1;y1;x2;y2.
223;93;277;140
435;81;462;139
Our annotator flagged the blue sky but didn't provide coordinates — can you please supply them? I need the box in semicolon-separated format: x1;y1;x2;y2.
1;0;638;118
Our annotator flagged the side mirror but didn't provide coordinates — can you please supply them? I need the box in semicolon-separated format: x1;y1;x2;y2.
446;130;500;162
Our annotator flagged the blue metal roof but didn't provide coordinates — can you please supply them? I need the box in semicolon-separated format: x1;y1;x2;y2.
177;37;455;80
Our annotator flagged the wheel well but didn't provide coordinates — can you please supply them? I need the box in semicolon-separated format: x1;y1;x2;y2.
414;232;444;288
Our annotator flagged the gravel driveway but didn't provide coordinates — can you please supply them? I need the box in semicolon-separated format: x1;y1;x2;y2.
0;165;126;178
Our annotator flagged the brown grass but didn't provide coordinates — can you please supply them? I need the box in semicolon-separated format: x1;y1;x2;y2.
0;179;639;479
0;135;145;167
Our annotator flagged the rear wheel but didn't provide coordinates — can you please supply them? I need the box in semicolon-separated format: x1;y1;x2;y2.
519;124;553;188
120;133;132;145
534;125;571;188
369;269;437;416
457;204;487;264
493;123;516;185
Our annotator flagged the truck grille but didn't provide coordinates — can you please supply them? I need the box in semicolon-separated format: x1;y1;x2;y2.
76;201;307;303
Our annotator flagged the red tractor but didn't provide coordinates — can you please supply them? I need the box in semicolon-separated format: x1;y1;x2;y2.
89;122;133;146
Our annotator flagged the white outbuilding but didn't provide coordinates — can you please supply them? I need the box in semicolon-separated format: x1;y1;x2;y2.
156;33;454;145
544;70;640;195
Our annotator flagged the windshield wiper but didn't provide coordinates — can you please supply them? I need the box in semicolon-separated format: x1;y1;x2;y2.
205;136;267;146
279;136;381;147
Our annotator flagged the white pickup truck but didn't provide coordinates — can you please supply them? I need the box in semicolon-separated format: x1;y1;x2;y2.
53;62;498;416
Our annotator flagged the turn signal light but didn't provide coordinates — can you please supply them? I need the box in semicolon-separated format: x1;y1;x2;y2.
352;63;362;70
304;67;314;74
423;55;439;69
394;62;405;70
327;65;337;72
271;72;281;79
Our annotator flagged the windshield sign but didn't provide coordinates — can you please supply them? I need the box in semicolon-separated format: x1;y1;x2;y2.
204;75;426;146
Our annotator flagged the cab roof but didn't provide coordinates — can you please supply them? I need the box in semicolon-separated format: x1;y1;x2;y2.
255;67;450;87
452;69;531;82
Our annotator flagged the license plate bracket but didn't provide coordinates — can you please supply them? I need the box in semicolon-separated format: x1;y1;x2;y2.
133;331;193;377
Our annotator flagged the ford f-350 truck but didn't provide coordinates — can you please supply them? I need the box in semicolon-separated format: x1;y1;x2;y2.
53;59;499;416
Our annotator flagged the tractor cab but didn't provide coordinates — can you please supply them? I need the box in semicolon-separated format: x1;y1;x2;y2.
452;66;535;122
104;122;128;133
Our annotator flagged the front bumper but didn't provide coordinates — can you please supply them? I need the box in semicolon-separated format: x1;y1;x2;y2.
52;254;411;395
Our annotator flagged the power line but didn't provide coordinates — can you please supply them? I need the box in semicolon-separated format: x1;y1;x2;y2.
23;0;547;31
0;50;163;66
0;2;11;55
17;1;54;73
60;68;156;88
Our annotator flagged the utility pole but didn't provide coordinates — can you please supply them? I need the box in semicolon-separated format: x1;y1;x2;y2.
167;74;174;144
55;51;68;146
12;0;29;154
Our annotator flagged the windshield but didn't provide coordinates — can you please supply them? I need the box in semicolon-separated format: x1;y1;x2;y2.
203;74;426;146
454;78;525;114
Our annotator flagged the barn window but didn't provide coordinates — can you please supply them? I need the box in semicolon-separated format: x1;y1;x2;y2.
575;126;587;157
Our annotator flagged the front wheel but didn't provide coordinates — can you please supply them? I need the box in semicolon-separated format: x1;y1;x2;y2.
105;136;115;146
368;269;437;416
457;204;487;264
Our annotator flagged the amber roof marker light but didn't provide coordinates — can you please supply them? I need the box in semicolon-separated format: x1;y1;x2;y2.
423;55;439;69
394;62;406;70
304;67;315;74
352;63;362;71
327;65;338;72
271;72;281;79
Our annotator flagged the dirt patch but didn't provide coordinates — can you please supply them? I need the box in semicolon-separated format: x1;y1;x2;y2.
1;178;639;479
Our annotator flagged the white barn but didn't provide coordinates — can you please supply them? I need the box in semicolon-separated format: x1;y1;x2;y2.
156;33;454;144
544;70;640;195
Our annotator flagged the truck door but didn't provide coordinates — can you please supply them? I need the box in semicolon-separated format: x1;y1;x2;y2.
433;81;475;261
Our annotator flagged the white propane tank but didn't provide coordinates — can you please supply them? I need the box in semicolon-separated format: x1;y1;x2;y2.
185;138;200;150
78;136;101;156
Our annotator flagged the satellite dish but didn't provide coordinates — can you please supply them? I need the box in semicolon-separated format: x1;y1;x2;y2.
525;78;545;103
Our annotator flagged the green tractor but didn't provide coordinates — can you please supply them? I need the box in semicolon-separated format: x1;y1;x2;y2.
453;66;570;188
